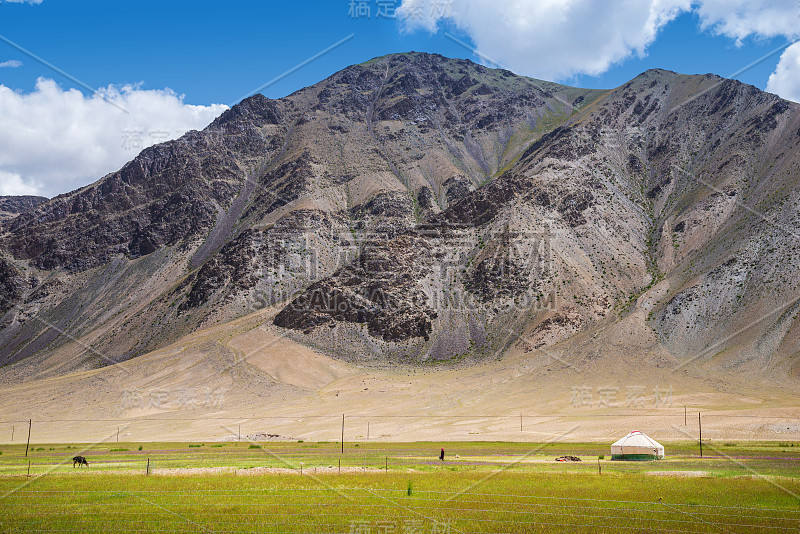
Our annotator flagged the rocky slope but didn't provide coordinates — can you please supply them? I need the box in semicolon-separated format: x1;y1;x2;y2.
0;195;47;223
1;53;800;383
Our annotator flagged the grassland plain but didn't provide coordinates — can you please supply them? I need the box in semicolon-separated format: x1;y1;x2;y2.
1;441;799;533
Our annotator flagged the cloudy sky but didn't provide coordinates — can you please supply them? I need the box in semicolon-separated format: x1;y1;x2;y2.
1;0;799;197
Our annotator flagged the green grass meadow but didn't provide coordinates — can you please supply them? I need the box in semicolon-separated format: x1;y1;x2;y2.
1;441;799;532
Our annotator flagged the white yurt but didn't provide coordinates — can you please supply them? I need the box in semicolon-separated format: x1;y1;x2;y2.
610;430;664;461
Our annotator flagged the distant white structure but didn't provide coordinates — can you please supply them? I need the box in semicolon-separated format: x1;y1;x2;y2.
610;430;664;461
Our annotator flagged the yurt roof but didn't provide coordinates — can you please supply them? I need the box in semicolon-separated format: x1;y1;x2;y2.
611;430;664;449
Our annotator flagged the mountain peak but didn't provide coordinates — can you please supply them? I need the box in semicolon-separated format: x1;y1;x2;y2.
213;93;282;128
2;53;800;384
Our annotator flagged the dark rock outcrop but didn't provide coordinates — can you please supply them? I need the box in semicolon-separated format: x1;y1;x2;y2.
275;234;437;342
0;196;48;222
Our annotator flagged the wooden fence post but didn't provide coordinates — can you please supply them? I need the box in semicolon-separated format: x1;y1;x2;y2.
25;419;31;457
698;412;703;458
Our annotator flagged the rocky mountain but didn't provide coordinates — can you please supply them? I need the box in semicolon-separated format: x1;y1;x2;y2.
1;52;800;384
0;195;48;223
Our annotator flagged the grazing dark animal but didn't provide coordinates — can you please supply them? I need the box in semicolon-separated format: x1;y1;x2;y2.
72;455;88;468
439;448;445;461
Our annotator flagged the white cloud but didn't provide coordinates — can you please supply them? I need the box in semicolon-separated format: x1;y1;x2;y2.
397;0;692;80
694;0;800;42
0;170;38;195
0;78;228;197
0;60;23;68
767;42;800;103
1;0;43;4
397;0;800;89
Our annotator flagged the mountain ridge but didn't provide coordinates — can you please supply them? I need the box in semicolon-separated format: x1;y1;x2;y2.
1;53;799;388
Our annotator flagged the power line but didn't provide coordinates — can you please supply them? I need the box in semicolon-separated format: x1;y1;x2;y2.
2;412;798;423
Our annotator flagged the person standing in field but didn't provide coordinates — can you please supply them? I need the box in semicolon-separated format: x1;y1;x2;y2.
440;448;445;461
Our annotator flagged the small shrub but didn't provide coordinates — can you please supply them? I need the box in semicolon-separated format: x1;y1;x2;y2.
210;444;223;448
110;448;128;452
188;444;202;448
598;455;604;460
138;446;143;451
297;440;304;443
249;444;262;449
407;481;413;496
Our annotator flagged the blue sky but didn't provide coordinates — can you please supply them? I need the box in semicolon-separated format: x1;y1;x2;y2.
1;0;799;197
0;0;793;103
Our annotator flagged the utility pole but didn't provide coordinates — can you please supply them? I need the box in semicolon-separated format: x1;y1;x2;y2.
520;414;523;432
25;419;31;457
698;412;703;458
684;405;687;426
341;414;345;454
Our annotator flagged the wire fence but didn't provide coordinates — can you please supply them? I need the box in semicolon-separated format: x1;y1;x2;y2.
1;410;799;445
0;415;798;532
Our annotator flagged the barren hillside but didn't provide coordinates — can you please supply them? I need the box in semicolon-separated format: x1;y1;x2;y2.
1;53;800;406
